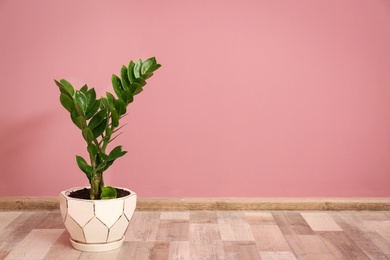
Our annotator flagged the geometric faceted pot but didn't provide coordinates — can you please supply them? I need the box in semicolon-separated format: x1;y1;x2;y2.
59;186;136;252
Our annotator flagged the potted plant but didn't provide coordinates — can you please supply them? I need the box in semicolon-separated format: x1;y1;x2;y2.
56;57;161;252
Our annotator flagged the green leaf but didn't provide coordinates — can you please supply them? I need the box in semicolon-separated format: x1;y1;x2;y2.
80;84;88;94
82;127;94;143
111;110;119;128
141;57;155;75
108;145;127;161
91;117;108;138
100;97;108;109
55;80;72;98
143;72;154;80
111;74;123;99
59;79;75;96
85;99;100;120
133;86;143;95
88;108;107;130
76;155;92;181
85;88;96;112
73;101;85;117
100;186;117;199
70;111;83;129
87;143;98;158
120;66;130;90
134;77;146;87
106;92;116;109
150;63;162;72
133;59;142;78
75;90;87;112
114;99;126;116
102;161;114;171
127;61;136;83
129;82;140;94
121;89;133;104
76;116;87;129
59;93;73;113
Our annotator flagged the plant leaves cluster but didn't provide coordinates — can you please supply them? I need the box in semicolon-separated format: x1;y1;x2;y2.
55;57;161;200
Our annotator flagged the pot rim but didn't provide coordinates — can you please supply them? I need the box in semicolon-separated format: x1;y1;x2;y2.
60;186;136;201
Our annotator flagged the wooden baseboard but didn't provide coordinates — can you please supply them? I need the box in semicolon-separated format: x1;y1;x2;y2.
1;197;389;211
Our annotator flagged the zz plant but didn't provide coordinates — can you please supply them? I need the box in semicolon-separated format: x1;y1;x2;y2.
55;57;161;200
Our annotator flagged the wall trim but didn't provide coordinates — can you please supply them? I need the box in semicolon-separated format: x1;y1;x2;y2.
1;197;389;211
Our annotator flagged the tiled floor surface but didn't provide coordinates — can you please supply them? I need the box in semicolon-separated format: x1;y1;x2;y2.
1;210;389;259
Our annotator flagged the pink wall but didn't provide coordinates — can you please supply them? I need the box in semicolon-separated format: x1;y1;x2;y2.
1;0;390;198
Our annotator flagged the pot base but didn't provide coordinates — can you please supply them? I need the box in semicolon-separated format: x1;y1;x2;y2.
70;236;125;252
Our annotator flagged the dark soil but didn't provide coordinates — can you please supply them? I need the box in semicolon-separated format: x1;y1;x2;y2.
68;187;131;200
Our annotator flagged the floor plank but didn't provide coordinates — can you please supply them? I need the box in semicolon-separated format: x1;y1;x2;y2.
4;229;64;260
285;235;335;260
332;212;389;259
318;231;371;260
272;212;315;235
0;212;49;259
168;241;190;260
218;212;255;241
223;241;261;260
251;225;291;251
190;241;226;260
157;220;189;241
301;213;342;231
125;212;160;241
259;251;297;260
0;212;22;231
43;230;82;260
189;223;221;241
190;211;218;224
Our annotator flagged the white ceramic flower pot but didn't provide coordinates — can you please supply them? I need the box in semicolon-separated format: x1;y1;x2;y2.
59;186;136;252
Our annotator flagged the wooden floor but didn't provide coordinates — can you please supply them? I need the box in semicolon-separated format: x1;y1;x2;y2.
1;210;389;259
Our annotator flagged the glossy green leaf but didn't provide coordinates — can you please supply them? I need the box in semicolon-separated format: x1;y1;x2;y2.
80;84;88;94
55;80;72;98
59;93;73;113
59;79;75;96
121;89;133;104
102;160;114;171
76;155;92;181
120;66;130;90
82;127;94;143
129;82;140;94
100;186;117;199
87;143;98;158
76;116;87;129
75;90;87;112
85;99;100;120
111;110;119;128
141;57;155;75
85;88;96;112
88;108;107;130
108;146;127;161
143;72;154;80
111;74;123;99
133;86;143;95
99;152;108;161
73;101;85;117
134;77;146;87
114;99;126;116
133;59;142;79
150;63;162;72
127;61;136;83
91;117;108;138
106;92;116;109
70;110;82;129
100;97;108;109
